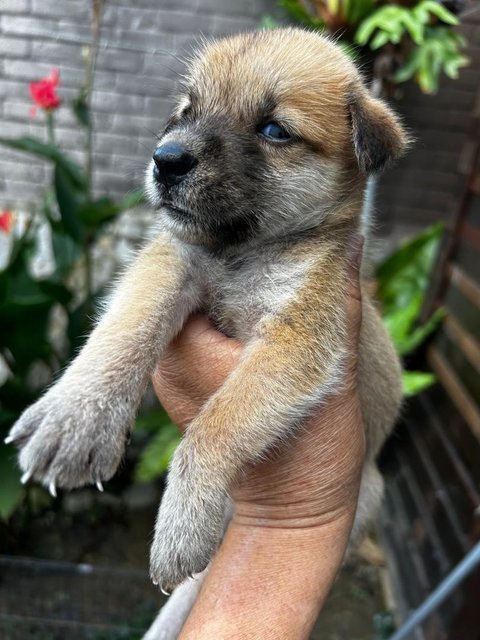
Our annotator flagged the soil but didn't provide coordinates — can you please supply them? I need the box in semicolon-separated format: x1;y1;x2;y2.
1;483;390;639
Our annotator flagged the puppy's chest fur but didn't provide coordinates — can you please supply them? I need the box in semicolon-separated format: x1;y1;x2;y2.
194;245;311;342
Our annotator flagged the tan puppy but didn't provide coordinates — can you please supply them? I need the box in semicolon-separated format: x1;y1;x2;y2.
7;29;407;595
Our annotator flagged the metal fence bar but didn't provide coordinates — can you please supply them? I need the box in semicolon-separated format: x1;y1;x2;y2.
388;541;480;640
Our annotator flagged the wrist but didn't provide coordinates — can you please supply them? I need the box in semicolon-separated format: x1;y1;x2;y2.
179;506;357;640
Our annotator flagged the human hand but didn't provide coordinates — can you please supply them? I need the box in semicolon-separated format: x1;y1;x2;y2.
152;237;365;639
152;238;364;530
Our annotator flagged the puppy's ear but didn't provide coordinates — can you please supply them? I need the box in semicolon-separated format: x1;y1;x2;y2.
347;88;410;175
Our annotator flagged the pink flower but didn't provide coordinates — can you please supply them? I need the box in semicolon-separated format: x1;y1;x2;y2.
0;210;14;234
29;68;62;115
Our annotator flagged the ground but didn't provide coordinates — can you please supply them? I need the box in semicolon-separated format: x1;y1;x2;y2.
1;482;393;639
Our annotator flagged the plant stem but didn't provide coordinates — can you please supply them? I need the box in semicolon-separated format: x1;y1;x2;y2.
46;111;55;145
84;0;105;194
82;1;105;319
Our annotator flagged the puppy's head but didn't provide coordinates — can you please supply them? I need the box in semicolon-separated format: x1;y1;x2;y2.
146;28;408;248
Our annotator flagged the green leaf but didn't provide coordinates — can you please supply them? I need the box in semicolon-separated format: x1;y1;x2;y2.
279;0;324;28
399;307;445;355
0;136;86;190
417;0;459;26
135;408;173;433
71;94;90;128
402;370;436;397
77;189;146;230
377;224;444;358
376;223;443;311
134;421;180;483
260;15;280;29
54;163;86;242
0;443;24;520
37;279;72;306
51;229;83;277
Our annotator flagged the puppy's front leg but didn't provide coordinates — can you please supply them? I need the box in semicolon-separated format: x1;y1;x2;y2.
151;259;349;589
7;234;199;492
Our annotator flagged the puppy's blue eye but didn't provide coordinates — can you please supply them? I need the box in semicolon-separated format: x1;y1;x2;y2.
260;121;291;141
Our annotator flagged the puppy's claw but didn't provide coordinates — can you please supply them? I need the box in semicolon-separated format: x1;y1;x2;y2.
187;574;198;582
160;585;171;596
20;471;32;485
49;481;57;498
4;435;14;444
96;481;104;492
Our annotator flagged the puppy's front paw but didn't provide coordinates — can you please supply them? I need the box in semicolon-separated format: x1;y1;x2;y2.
150;475;226;592
6;380;133;492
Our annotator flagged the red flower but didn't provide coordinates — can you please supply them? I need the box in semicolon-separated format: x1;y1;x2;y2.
29;68;61;115
0;210;14;234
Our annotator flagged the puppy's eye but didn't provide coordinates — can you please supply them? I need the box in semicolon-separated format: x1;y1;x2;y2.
259;121;291;142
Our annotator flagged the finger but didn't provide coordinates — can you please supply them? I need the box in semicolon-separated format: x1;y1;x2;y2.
171;314;242;364
153;315;242;409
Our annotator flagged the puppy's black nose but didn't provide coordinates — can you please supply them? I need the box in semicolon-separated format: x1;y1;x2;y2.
153;142;198;187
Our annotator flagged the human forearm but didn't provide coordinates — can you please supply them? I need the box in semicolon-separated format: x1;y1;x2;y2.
179;509;356;640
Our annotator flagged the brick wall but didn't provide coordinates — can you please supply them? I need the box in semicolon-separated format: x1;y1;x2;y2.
0;0;276;211
1;1;479;243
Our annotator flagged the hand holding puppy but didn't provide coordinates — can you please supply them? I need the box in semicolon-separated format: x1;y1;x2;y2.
152;239;365;640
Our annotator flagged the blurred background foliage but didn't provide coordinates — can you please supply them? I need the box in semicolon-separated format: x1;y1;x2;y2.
265;0;469;95
0;0;458;520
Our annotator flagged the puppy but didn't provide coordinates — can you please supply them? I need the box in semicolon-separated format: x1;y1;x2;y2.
7;29;406;596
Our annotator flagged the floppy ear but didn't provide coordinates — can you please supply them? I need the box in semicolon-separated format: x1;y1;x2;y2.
347;88;410;175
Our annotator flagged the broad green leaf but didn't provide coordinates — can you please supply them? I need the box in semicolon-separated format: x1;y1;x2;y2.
261;15;281;29
376;223;443;310
134;422;180;483
398;307;445;355
51;229;83;277
279;0;324;28
77;189;146;230
71;94;90;128
136;409;174;433
54;163;86;242
0;443;24;520
37;279;72;306
0;136;86;190
418;0;459;26
402;370;436;397
371;30;391;49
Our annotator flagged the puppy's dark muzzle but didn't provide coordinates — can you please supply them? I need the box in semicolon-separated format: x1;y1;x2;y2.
153;142;198;189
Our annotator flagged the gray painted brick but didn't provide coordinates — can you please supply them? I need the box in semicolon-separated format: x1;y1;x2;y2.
3;99;34;121
31;40;83;65
0;0;30;13
0;36;31;58
0;159;45;183
3;179;45;199
91;90;145;114
198;0;256;16
96;48;142;74
3;59;85;89
156;9;212;34
144;95;173;117
211;14;259;35
31;0;88;21
1;15;58;38
106;28;175;53
113;72;173;99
